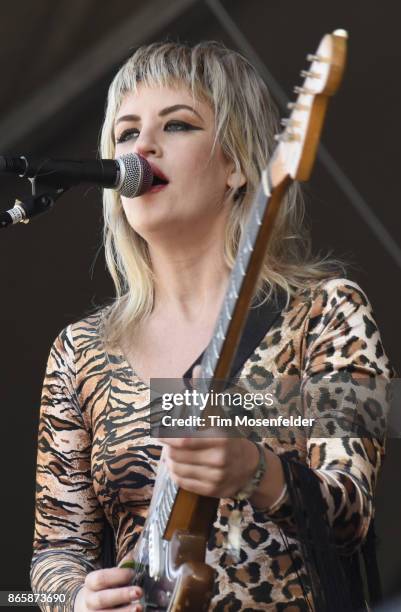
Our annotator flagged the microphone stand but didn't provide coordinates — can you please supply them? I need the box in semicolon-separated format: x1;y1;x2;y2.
0;177;69;229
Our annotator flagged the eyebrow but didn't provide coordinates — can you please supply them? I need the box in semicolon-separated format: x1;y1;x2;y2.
115;104;203;125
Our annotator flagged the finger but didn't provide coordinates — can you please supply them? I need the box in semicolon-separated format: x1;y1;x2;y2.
86;585;142;610
157;436;228;450
168;475;221;498
166;455;222;478
164;444;227;468
96;605;142;612
192;365;202;379
191;365;203;390
96;603;143;612
85;567;136;591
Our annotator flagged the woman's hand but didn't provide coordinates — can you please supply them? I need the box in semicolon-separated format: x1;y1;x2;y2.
74;568;143;612
158;435;259;499
159;434;286;509
158;365;286;506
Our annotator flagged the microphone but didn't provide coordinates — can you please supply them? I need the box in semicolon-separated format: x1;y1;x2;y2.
0;153;153;198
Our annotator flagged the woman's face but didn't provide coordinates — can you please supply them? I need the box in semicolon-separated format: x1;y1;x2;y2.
114;83;242;242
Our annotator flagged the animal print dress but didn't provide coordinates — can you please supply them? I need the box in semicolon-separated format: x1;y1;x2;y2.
30;279;391;611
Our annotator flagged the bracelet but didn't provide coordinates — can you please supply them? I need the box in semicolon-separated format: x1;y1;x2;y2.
234;441;267;501
251;483;288;513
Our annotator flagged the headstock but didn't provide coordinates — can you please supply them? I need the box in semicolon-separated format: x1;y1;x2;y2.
271;29;347;185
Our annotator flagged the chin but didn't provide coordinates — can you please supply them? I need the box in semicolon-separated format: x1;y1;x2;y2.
125;209;182;242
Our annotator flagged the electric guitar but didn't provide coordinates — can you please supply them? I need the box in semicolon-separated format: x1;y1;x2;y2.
121;29;348;611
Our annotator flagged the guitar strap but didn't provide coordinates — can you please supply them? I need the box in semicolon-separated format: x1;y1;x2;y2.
182;288;287;382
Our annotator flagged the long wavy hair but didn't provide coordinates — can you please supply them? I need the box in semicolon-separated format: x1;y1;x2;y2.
99;41;341;348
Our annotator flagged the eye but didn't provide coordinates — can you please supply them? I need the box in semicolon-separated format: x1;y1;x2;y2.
116;128;139;144
164;120;198;132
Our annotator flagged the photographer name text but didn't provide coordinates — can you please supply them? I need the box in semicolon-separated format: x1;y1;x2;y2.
161;414;314;427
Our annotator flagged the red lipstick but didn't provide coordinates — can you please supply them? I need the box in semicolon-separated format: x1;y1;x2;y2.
148;162;169;192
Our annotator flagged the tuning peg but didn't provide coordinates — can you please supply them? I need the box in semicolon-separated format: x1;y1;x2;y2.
274;132;300;143
287;101;309;111
294;85;314;95
300;69;320;79
280;118;301;127
306;53;330;63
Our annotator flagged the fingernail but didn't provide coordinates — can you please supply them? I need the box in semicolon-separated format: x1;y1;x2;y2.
129;586;140;598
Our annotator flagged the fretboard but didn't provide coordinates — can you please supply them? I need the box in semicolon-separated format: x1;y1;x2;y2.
153;167;272;532
200;175;270;381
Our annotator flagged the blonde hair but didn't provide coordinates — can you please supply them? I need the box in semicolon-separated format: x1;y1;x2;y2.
100;41;341;347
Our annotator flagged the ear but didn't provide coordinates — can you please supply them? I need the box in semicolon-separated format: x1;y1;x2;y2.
226;162;246;191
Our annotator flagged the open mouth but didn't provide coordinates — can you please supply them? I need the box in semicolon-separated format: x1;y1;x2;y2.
152;174;169;187
149;168;169;193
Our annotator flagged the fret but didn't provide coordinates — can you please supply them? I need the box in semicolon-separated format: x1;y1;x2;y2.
212;338;219;360
256;183;267;210
254;204;262;226
238;252;246;277
233;267;243;296
229;283;238;301
224;297;232;322
216;320;226;340
156;472;180;536
198;374;210;395
243;232;254;255
166;479;177;505
160;502;167;525
160;494;172;530
214;334;223;359
204;353;214;379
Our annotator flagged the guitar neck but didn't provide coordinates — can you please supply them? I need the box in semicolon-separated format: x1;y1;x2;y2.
159;163;292;541
201;167;290;383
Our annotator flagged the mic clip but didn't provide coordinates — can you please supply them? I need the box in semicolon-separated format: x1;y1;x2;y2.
0;177;69;229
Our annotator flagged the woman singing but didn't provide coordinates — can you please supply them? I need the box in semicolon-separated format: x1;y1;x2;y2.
30;41;391;611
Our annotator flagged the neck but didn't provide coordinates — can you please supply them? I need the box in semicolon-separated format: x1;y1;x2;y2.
149;220;230;323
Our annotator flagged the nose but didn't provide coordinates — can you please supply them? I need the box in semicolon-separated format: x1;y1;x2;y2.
133;127;161;159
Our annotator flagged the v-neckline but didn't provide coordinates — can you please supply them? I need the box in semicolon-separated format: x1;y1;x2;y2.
114;345;207;390
105;290;285;390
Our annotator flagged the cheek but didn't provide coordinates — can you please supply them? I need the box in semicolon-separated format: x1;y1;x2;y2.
181;149;229;190
120;197;140;225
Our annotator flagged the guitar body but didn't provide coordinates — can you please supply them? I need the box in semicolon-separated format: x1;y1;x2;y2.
121;457;217;611
131;533;214;611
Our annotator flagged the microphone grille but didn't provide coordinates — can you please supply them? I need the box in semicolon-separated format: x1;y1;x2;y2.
118;153;153;197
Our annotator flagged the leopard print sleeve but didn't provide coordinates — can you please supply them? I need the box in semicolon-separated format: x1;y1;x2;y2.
30;326;103;612
265;279;391;552
304;279;390;550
